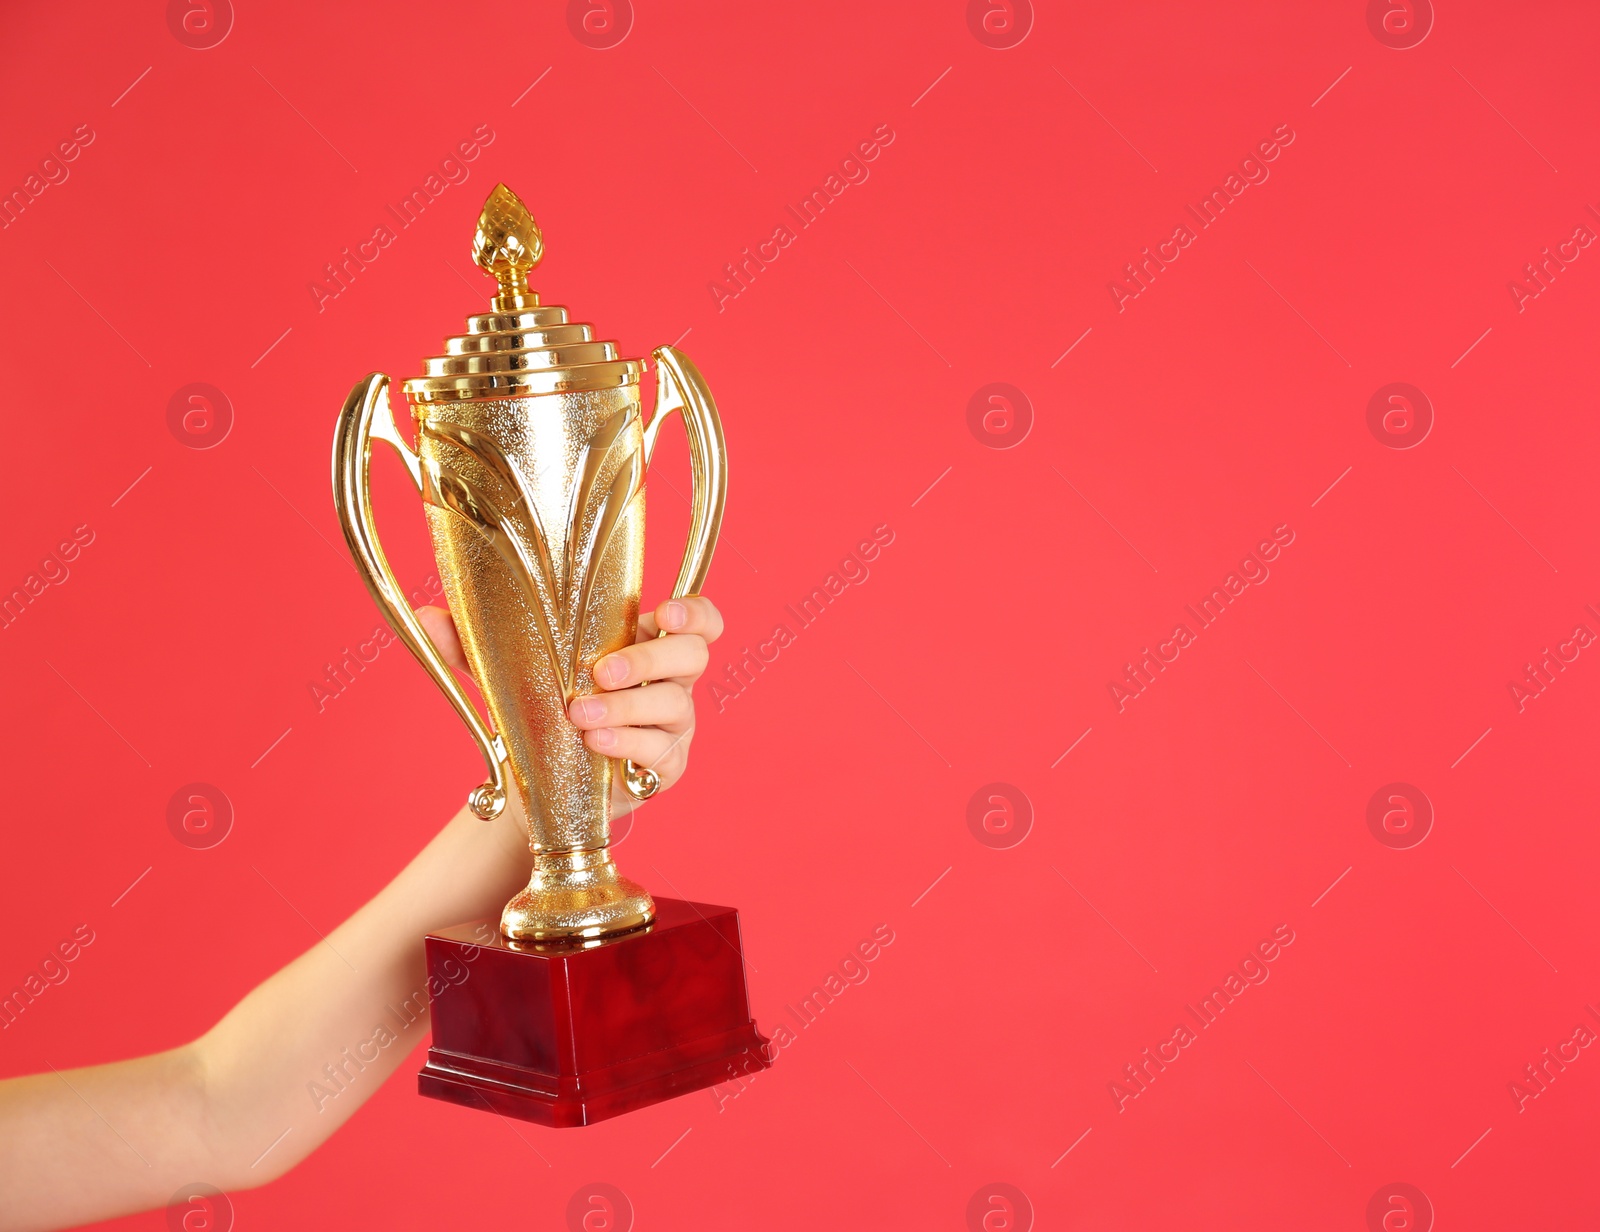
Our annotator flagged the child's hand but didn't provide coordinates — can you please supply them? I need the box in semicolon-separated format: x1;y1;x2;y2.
416;596;723;810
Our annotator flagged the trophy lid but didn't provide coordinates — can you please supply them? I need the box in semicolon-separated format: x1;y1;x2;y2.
402;184;643;404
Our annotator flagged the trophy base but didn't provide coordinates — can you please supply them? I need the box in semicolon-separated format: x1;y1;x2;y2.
419;898;769;1127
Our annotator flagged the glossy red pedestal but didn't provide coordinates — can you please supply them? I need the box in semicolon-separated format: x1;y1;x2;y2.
418;898;768;1127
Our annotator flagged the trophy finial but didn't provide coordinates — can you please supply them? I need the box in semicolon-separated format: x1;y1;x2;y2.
474;184;544;311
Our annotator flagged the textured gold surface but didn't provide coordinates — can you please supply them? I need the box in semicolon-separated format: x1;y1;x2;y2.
333;185;726;941
420;389;644;848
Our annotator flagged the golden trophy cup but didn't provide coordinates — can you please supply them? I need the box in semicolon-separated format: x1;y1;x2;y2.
331;186;766;1126
333;184;724;942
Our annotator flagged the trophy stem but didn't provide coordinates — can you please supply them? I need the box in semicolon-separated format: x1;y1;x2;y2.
500;847;654;942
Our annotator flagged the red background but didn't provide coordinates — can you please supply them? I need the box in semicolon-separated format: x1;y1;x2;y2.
3;1;1598;1228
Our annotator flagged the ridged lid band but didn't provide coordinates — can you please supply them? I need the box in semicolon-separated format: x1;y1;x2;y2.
401;186;642;404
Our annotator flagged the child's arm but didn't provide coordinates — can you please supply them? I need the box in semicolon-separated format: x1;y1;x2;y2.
0;596;722;1232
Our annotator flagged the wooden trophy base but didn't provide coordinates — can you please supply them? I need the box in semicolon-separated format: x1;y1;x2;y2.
418;898;769;1127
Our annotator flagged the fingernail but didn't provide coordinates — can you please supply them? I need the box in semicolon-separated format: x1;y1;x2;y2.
662;600;687;630
589;727;617;750
599;656;627;686
571;697;604;725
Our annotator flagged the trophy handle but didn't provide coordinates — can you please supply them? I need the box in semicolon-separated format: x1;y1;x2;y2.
643;345;728;596
332;373;511;821
623;346;728;800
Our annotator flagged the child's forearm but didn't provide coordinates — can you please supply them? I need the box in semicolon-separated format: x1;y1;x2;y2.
200;798;532;1174
0;801;531;1232
0;596;719;1231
